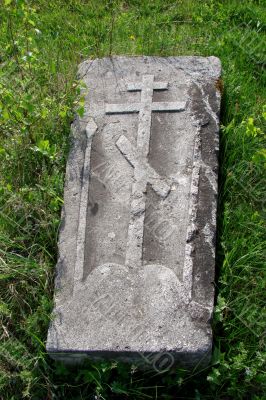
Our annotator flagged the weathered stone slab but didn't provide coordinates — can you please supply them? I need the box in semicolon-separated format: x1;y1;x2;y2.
46;56;221;369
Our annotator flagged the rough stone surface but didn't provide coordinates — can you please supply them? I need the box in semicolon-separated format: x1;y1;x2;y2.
46;56;221;369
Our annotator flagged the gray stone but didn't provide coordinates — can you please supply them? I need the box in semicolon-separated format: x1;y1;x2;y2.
46;56;221;369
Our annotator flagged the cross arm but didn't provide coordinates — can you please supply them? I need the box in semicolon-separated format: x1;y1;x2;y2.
151;101;186;112
116;135;171;199
105;103;141;114
106;101;186;114
127;81;169;91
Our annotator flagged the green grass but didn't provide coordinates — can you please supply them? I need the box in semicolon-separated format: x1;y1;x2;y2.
0;0;265;398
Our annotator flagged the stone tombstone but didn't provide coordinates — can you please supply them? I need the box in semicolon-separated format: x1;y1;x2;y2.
46;56;221;369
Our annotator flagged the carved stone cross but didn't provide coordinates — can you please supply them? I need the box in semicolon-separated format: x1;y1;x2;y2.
47;57;221;368
105;75;186;268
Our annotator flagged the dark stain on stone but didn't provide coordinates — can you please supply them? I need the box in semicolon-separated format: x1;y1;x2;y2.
89;202;99;216
215;77;224;94
59;209;66;233
188;81;219;305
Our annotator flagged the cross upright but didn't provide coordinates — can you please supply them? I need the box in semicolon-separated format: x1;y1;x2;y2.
105;74;186;269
